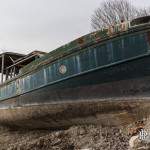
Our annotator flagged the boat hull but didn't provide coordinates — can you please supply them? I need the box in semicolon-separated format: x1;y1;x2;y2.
0;56;150;128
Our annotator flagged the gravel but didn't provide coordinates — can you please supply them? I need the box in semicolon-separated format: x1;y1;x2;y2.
0;125;130;150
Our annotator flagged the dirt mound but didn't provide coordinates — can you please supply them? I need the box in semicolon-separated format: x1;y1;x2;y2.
0;125;129;150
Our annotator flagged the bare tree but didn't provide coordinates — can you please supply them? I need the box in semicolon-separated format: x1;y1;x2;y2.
136;8;150;17
91;0;150;31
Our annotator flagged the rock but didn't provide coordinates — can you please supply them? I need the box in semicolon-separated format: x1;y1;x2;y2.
0;125;130;150
129;135;139;149
129;133;150;150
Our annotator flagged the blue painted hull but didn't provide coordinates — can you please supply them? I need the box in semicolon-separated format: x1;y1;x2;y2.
0;55;150;128
0;23;150;128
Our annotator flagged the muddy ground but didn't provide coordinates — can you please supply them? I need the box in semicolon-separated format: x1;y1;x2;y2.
0;125;130;150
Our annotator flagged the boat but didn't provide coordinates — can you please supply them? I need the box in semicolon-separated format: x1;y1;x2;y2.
0;16;150;129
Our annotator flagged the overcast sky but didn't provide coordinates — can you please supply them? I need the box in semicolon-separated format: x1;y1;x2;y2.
0;0;149;54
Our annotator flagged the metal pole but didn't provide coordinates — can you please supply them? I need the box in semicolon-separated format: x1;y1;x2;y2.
5;69;8;80
1;54;4;83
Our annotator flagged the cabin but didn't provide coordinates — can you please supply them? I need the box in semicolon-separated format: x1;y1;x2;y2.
0;51;46;83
